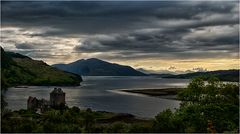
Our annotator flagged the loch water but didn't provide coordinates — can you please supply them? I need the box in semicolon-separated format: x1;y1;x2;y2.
5;76;190;118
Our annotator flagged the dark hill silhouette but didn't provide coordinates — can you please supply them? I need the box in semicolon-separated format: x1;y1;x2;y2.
52;58;146;76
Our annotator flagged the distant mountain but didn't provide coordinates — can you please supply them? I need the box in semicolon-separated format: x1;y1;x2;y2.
148;73;175;78
164;69;239;82
136;68;176;77
1;47;82;89
136;68;156;74
52;58;146;76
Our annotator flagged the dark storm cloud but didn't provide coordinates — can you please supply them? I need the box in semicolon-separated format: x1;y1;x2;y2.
2;1;238;35
74;29;189;53
14;42;54;50
2;1;166;34
10;46;67;60
74;25;239;59
1;1;239;60
15;43;34;49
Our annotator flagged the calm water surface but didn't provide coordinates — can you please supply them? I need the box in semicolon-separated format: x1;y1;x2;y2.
5;76;190;118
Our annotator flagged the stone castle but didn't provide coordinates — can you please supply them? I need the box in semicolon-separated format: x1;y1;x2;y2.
27;88;66;112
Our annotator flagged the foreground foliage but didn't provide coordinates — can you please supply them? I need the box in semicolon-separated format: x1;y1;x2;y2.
153;77;239;133
1;77;239;133
1;107;152;133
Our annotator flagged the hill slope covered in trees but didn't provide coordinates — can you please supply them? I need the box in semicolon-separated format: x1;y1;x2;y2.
1;47;82;89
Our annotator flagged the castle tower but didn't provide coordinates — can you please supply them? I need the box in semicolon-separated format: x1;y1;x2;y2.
50;88;65;108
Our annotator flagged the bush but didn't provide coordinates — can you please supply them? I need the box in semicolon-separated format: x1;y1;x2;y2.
105;122;129;133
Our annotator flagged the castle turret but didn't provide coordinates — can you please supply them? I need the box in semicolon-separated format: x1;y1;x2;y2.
50;88;65;108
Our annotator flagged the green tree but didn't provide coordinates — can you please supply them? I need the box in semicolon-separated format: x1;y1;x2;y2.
105;122;129;133
82;108;95;132
177;77;239;132
153;109;184;132
154;77;239;133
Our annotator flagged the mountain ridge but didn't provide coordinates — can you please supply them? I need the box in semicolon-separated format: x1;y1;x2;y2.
52;58;147;76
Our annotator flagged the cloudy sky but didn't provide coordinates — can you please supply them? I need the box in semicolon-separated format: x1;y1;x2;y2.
1;1;239;73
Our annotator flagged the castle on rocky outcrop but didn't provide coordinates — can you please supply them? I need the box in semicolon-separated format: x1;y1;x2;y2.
27;88;66;112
